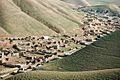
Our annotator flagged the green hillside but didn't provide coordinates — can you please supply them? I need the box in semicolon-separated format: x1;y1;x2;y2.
43;30;120;71
6;68;120;80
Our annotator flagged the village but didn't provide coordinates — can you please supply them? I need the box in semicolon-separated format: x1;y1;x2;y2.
81;8;120;38
0;34;90;78
0;8;120;79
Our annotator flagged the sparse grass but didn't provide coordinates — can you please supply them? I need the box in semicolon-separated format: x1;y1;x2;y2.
0;67;17;76
0;66;5;72
0;0;84;36
6;68;120;80
12;0;83;35
0;0;57;36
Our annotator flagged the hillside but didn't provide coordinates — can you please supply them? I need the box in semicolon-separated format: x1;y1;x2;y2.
0;0;119;36
79;5;120;14
43;30;120;71
0;0;57;36
0;0;84;36
0;26;8;34
6;68;120;80
61;0;91;6
61;0;120;6
88;0;120;6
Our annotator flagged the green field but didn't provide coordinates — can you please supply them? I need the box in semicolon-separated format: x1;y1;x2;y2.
6;68;120;80
43;30;120;71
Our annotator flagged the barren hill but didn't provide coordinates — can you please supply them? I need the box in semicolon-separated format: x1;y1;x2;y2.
61;0;91;6
88;0;120;6
0;0;84;36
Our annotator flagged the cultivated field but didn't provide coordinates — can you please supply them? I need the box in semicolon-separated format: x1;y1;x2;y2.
6;68;120;80
44;30;120;71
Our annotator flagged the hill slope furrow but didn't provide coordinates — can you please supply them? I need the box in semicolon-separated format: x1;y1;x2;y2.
0;0;56;36
36;0;81;25
12;0;83;35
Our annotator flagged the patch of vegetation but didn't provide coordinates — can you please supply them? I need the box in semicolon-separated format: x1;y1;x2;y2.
6;68;120;80
44;30;120;71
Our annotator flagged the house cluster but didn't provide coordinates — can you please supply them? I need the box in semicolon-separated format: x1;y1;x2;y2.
0;34;92;78
81;9;120;39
